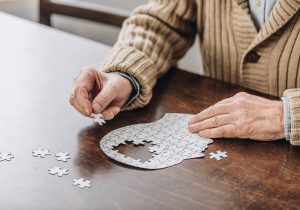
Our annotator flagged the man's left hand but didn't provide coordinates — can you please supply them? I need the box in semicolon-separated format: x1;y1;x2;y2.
188;92;285;141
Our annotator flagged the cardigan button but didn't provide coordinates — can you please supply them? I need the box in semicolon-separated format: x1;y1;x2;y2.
246;51;261;63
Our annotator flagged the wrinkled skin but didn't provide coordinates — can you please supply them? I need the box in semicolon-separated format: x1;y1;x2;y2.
69;67;132;120
188;92;285;141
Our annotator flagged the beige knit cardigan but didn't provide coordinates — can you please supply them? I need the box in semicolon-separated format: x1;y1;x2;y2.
101;0;300;145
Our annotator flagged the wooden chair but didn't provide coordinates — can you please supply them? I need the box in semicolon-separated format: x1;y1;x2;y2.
39;0;129;27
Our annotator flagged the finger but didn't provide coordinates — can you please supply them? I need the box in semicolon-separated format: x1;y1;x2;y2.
74;67;100;91
74;86;92;116
198;124;238;138
188;114;235;133
92;85;115;113
71;68;102;116
102;106;121;120
71;97;90;117
188;103;234;125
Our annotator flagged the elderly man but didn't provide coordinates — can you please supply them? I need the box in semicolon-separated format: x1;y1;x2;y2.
70;0;300;145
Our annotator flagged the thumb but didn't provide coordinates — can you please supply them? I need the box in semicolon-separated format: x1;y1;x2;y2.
92;85;115;113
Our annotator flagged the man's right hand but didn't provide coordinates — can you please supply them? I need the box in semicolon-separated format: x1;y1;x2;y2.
69;67;133;120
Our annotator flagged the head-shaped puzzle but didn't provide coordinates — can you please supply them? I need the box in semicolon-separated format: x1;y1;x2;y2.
100;113;213;169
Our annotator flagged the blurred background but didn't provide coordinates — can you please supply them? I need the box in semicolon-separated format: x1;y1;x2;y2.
0;0;203;74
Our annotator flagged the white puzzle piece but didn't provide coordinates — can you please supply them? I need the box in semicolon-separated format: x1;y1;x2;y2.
48;166;69;177
73;178;91;189
91;113;106;125
209;151;228;160
100;113;213;169
55;150;70;162
0;152;14;162
32;148;51;158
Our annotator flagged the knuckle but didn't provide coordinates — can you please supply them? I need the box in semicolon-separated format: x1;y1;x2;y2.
235;92;249;99
69;97;74;105
80;69;89;74
217;127;226;136
211;117;219;127
208;106;216;116
80;68;96;78
80;66;94;73
235;98;247;108
69;88;77;105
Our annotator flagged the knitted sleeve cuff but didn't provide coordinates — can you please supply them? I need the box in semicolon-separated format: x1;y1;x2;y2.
283;89;300;146
101;45;157;110
112;72;140;110
281;97;291;141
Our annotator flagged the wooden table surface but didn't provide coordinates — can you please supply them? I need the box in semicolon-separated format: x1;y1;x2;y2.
0;12;299;210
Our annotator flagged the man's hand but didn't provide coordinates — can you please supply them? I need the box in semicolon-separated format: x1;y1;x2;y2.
188;92;285;140
69;67;133;120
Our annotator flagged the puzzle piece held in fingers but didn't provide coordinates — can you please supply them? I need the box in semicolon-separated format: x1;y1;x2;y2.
91;113;106;125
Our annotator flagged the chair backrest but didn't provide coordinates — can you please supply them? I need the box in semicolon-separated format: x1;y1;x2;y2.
39;0;129;27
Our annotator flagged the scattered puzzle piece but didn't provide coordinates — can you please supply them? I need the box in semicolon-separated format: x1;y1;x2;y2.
32;148;51;158
48;167;69;177
55;150;70;162
0;152;14;162
73;178;91;189
91;113;105;125
209;151;228;160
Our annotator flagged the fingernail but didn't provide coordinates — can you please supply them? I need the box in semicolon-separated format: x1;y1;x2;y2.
107;113;114;120
93;103;102;113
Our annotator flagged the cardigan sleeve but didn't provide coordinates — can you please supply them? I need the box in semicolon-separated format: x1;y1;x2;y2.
283;89;300;146
101;0;197;110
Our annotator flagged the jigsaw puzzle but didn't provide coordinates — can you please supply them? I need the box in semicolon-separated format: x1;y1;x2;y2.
100;113;213;169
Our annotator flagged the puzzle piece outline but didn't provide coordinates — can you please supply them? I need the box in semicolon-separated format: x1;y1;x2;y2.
48;166;69;177
209;151;228;160
0;152;14;162
55;150;70;162
73;178;91;189
32;148;51;158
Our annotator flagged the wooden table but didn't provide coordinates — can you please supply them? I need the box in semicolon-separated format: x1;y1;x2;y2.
0;12;299;210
